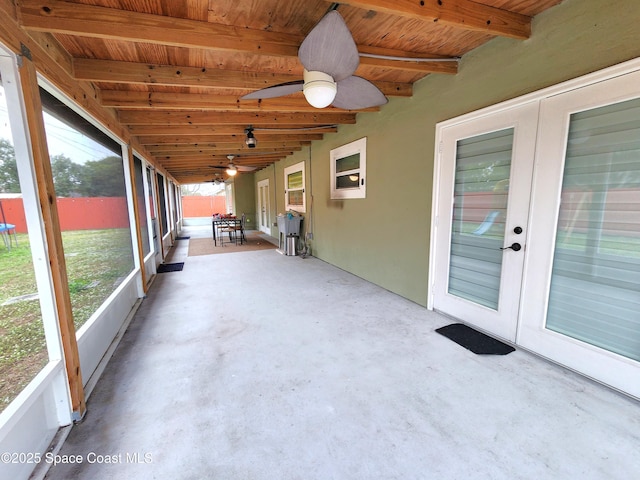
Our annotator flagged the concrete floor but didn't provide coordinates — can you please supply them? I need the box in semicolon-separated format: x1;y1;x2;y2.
44;225;640;480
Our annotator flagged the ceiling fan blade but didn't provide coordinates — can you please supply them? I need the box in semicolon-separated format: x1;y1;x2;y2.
298;11;359;81
240;81;304;100
332;76;388;110
236;165;257;172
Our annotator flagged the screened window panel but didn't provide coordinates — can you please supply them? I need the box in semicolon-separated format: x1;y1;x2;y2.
547;97;640;361
42;100;135;333
157;173;168;234
133;156;150;257
448;129;514;309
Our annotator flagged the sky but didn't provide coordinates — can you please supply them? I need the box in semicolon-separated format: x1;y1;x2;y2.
1;85;220;195
0;86;115;164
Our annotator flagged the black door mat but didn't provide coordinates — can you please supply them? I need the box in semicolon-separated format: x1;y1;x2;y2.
435;323;515;355
157;262;184;273
176;236;190;240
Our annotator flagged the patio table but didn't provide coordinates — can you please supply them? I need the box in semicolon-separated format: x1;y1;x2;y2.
211;217;243;246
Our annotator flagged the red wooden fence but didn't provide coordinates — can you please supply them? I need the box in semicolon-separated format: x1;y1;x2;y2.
1;197;129;233
181;195;226;217
0;195;226;233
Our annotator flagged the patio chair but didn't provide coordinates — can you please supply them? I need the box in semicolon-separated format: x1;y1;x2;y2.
233;213;247;245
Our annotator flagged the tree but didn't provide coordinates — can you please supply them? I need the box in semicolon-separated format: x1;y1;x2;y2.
0;139;20;193
51;154;83;197
77;156;127;197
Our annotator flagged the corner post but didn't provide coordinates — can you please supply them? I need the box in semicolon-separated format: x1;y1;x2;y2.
17;48;86;421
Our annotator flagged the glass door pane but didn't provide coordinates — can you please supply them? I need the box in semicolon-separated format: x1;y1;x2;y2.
546;98;640;361
448;129;513;310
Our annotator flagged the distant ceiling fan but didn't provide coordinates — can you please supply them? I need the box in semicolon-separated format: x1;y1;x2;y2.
241;10;387;110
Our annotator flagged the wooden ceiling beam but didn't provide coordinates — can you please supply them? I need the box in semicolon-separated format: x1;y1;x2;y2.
359;56;457;74
150;145;302;159
331;0;531;39
154;156;293;165
147;141;309;149
157;158;293;166
161;153;291;161
99;90;379;112
73;59;299;90
118;110;357;126
150;145;303;158
159;163;288;172
74;59;413;97
137;134;323;145
127;125;338;136
357;45;458;74
19;0;301;57
168;159;285;169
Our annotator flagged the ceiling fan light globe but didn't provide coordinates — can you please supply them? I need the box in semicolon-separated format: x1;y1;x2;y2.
226;164;238;176
303;70;337;108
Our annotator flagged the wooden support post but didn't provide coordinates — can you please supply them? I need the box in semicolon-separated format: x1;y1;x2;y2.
153;171;165;260
126;147;148;292
17;49;86;421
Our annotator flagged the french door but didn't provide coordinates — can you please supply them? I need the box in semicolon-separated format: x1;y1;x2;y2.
518;72;640;398
257;179;270;234
431;68;640;398
432;102;539;342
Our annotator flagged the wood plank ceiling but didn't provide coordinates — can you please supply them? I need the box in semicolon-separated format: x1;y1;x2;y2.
17;0;562;183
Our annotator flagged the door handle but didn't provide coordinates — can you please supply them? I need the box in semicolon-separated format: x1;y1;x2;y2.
501;243;522;251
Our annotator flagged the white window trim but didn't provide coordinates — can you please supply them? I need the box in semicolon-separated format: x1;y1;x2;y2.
330;137;367;199
284;161;306;213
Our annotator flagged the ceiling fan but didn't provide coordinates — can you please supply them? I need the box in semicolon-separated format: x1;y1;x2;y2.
241;10;387;110
209;155;258;176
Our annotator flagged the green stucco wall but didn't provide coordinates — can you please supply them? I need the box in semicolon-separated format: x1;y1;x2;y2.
253;0;640;306
230;173;256;227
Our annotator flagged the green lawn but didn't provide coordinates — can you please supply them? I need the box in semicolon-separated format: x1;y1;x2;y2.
0;229;134;411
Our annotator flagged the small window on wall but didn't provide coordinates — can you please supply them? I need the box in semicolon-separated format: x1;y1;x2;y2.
330;137;366;199
284;161;305;212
